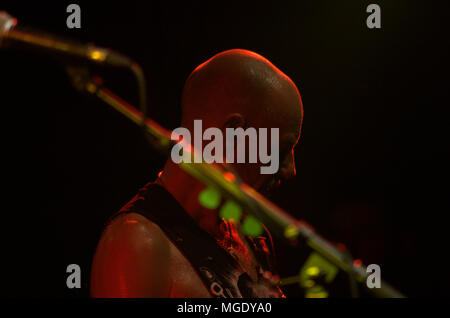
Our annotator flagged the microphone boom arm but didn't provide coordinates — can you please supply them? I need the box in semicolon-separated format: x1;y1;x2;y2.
2;8;405;298
66;67;405;298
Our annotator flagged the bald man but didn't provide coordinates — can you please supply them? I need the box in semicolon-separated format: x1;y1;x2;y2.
90;49;303;298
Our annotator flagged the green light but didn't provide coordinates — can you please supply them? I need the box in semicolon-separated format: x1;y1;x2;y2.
305;266;320;277
305;286;328;298
299;252;339;287
284;225;299;239
303;279;315;289
198;187;221;209
219;200;242;221
242;215;263;237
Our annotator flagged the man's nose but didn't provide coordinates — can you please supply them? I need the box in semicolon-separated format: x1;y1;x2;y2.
279;151;296;181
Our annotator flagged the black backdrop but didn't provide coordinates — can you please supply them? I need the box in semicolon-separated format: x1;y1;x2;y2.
0;1;448;297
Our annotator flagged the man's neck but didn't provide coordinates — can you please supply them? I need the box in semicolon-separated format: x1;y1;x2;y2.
157;160;222;239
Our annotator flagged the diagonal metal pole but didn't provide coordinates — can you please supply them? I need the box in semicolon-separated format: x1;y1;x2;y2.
68;70;406;298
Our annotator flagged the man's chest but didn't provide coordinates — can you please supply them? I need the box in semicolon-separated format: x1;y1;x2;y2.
165;232;280;298
167;241;212;297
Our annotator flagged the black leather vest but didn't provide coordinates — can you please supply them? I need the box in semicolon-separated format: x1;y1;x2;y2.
112;182;284;298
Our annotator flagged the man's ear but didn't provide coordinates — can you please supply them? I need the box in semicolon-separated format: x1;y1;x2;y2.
223;113;246;130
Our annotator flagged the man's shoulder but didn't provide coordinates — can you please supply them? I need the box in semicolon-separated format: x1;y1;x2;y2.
102;212;170;250
91;212;173;297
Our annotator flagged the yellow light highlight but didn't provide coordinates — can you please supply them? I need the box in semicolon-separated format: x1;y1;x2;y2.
305;266;320;277
86;83;97;94
299;252;339;285
284;225;299;239
89;50;106;62
305;286;328;298
305;290;328;298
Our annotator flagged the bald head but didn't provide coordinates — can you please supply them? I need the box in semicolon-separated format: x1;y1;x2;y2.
180;49;304;190
182;49;302;131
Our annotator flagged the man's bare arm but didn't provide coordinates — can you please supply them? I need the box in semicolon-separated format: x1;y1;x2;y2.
90;213;171;297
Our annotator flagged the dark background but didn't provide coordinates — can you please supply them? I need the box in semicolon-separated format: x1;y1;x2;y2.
0;1;448;297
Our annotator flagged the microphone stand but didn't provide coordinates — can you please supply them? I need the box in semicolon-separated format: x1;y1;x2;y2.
66;66;405;298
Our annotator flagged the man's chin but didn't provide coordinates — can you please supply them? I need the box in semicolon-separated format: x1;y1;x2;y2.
258;177;281;197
